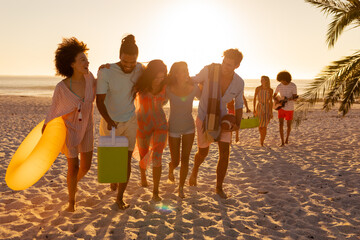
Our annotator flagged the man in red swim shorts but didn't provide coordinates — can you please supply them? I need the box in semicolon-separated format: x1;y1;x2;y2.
273;71;298;146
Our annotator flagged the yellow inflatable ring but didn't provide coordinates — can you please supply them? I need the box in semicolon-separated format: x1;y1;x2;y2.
5;117;66;190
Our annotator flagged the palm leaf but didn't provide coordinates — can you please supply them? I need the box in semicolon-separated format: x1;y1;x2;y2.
297;1;360;126
296;51;360;123
339;72;360;114
305;0;351;15
327;8;360;47
323;52;360;110
299;52;359;103
305;0;360;47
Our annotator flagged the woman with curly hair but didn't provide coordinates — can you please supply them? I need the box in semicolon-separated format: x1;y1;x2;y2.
132;59;168;202
43;37;96;211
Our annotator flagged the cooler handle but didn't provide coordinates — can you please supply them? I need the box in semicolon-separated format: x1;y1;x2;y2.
111;127;115;146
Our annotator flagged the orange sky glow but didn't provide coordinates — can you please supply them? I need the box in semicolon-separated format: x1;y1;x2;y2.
1;0;360;79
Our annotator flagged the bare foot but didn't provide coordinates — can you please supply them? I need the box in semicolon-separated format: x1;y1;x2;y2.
279;143;285;147
178;187;185;198
263;144;271;149
66;202;75;212
189;173;197;186
140;179;148;187
285;139;289;144
116;200;130;210
216;188;228;199
110;183;118;191
168;170;175;183
152;193;162;202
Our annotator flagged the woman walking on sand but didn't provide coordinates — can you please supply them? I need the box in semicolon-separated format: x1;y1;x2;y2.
253;75;273;146
166;62;200;198
132;60;168;202
43;38;96;212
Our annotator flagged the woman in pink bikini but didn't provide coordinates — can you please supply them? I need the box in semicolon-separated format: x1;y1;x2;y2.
43;38;96;211
132;60;168;202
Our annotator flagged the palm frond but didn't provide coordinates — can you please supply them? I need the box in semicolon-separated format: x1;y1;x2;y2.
323;52;360;111
349;0;360;8
296;50;360;124
297;1;360;126
305;0;351;15
326;9;360;47
305;0;360;47
323;78;346;110
299;52;359;102
339;73;360;115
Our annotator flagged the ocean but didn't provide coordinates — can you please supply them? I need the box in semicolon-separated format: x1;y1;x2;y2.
0;75;61;97
0;75;314;98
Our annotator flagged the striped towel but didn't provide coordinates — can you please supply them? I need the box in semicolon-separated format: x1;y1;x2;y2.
204;63;221;142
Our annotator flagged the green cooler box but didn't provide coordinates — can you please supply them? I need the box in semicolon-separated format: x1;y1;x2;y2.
240;116;260;129
98;128;128;183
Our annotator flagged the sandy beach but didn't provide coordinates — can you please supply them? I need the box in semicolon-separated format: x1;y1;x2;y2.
1;95;360;240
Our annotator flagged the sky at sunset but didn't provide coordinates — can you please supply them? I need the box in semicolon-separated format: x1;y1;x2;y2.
1;0;359;79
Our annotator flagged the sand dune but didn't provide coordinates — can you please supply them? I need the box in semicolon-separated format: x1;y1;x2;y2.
1;95;359;239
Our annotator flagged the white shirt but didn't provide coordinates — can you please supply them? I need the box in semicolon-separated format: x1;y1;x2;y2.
192;65;244;120
97;63;143;122
275;82;297;111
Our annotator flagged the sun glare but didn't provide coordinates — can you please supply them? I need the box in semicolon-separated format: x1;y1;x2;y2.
149;1;245;75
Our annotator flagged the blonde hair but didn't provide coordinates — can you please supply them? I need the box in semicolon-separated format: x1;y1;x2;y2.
261;75;271;88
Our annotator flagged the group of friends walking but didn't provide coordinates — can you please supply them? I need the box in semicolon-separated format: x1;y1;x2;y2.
43;34;297;212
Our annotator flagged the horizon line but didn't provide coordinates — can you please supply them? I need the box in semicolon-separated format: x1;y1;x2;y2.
0;74;314;80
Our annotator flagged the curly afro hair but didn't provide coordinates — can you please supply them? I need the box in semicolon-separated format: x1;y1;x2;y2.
276;71;292;83
54;37;89;78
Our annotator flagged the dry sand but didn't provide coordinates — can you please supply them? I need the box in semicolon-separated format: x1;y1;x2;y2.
1;95;360;239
